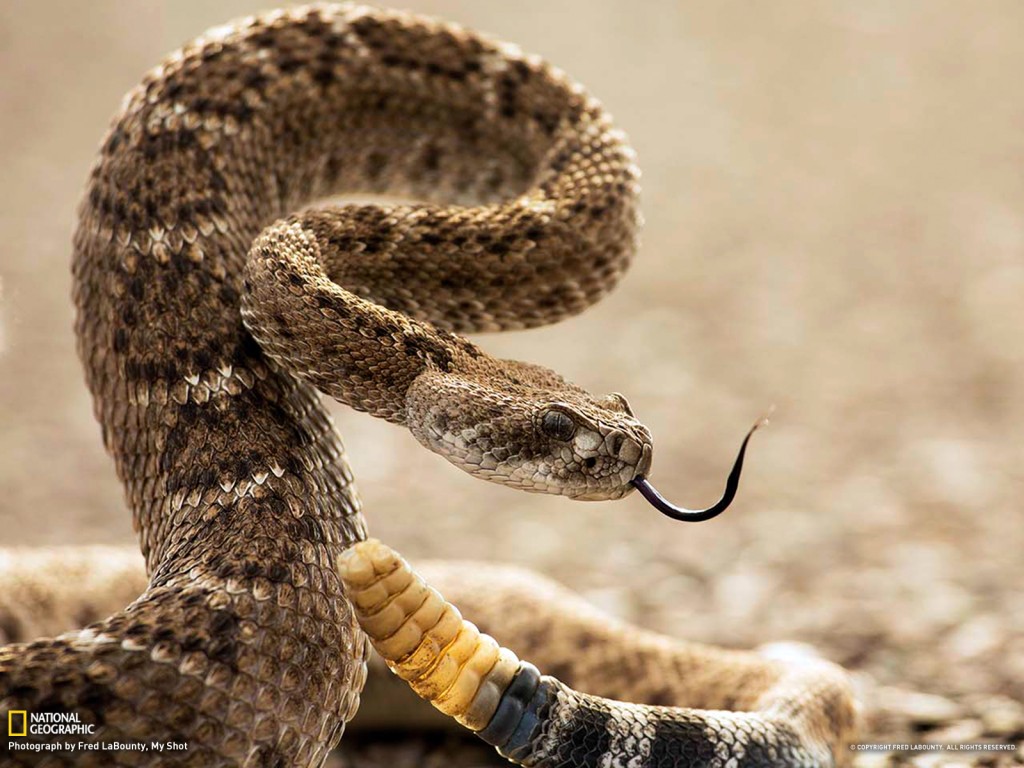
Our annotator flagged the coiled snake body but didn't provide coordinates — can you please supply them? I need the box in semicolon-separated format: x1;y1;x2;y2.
0;5;855;766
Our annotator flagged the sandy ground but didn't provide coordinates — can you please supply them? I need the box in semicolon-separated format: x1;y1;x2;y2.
1;2;1022;765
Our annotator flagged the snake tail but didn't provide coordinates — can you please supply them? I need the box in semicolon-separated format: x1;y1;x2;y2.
338;540;855;768
337;539;523;731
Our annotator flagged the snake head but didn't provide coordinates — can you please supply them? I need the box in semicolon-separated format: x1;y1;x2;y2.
406;365;653;501
532;396;653;500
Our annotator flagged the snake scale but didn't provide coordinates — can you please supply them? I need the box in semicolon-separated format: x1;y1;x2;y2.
0;5;856;766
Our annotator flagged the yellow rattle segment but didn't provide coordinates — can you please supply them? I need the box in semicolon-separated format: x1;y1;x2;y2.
338;539;522;729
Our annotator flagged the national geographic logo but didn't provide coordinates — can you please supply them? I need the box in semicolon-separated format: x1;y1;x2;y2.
6;710;94;736
8;711;27;737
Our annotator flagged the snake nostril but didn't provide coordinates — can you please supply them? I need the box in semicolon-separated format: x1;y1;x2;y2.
607;431;625;457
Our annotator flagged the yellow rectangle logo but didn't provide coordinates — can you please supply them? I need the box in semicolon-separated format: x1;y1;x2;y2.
8;710;27;737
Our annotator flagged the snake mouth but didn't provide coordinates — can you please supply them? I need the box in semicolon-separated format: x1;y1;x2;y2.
630;416;768;523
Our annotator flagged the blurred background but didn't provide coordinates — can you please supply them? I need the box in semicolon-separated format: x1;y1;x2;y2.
1;1;1022;765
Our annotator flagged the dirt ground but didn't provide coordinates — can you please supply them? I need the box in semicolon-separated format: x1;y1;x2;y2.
1;2;1022;766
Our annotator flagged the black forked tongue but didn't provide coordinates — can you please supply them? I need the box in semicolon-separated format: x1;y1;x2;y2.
631;414;770;523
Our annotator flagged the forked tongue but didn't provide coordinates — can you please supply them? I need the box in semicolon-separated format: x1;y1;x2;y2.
631;412;771;522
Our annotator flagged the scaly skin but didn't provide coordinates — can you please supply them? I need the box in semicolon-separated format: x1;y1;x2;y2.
1;5;855;767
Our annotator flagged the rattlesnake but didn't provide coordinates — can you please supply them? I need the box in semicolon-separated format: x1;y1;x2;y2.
0;5;856;766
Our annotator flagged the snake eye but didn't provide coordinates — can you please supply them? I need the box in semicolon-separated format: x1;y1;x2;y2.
540;409;577;441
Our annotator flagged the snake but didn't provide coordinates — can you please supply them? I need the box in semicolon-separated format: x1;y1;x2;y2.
0;4;857;766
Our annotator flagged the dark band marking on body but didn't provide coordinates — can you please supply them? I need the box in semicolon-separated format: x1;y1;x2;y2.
477;662;542;748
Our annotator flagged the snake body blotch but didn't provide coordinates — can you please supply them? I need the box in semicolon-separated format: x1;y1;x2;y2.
0;5;856;766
